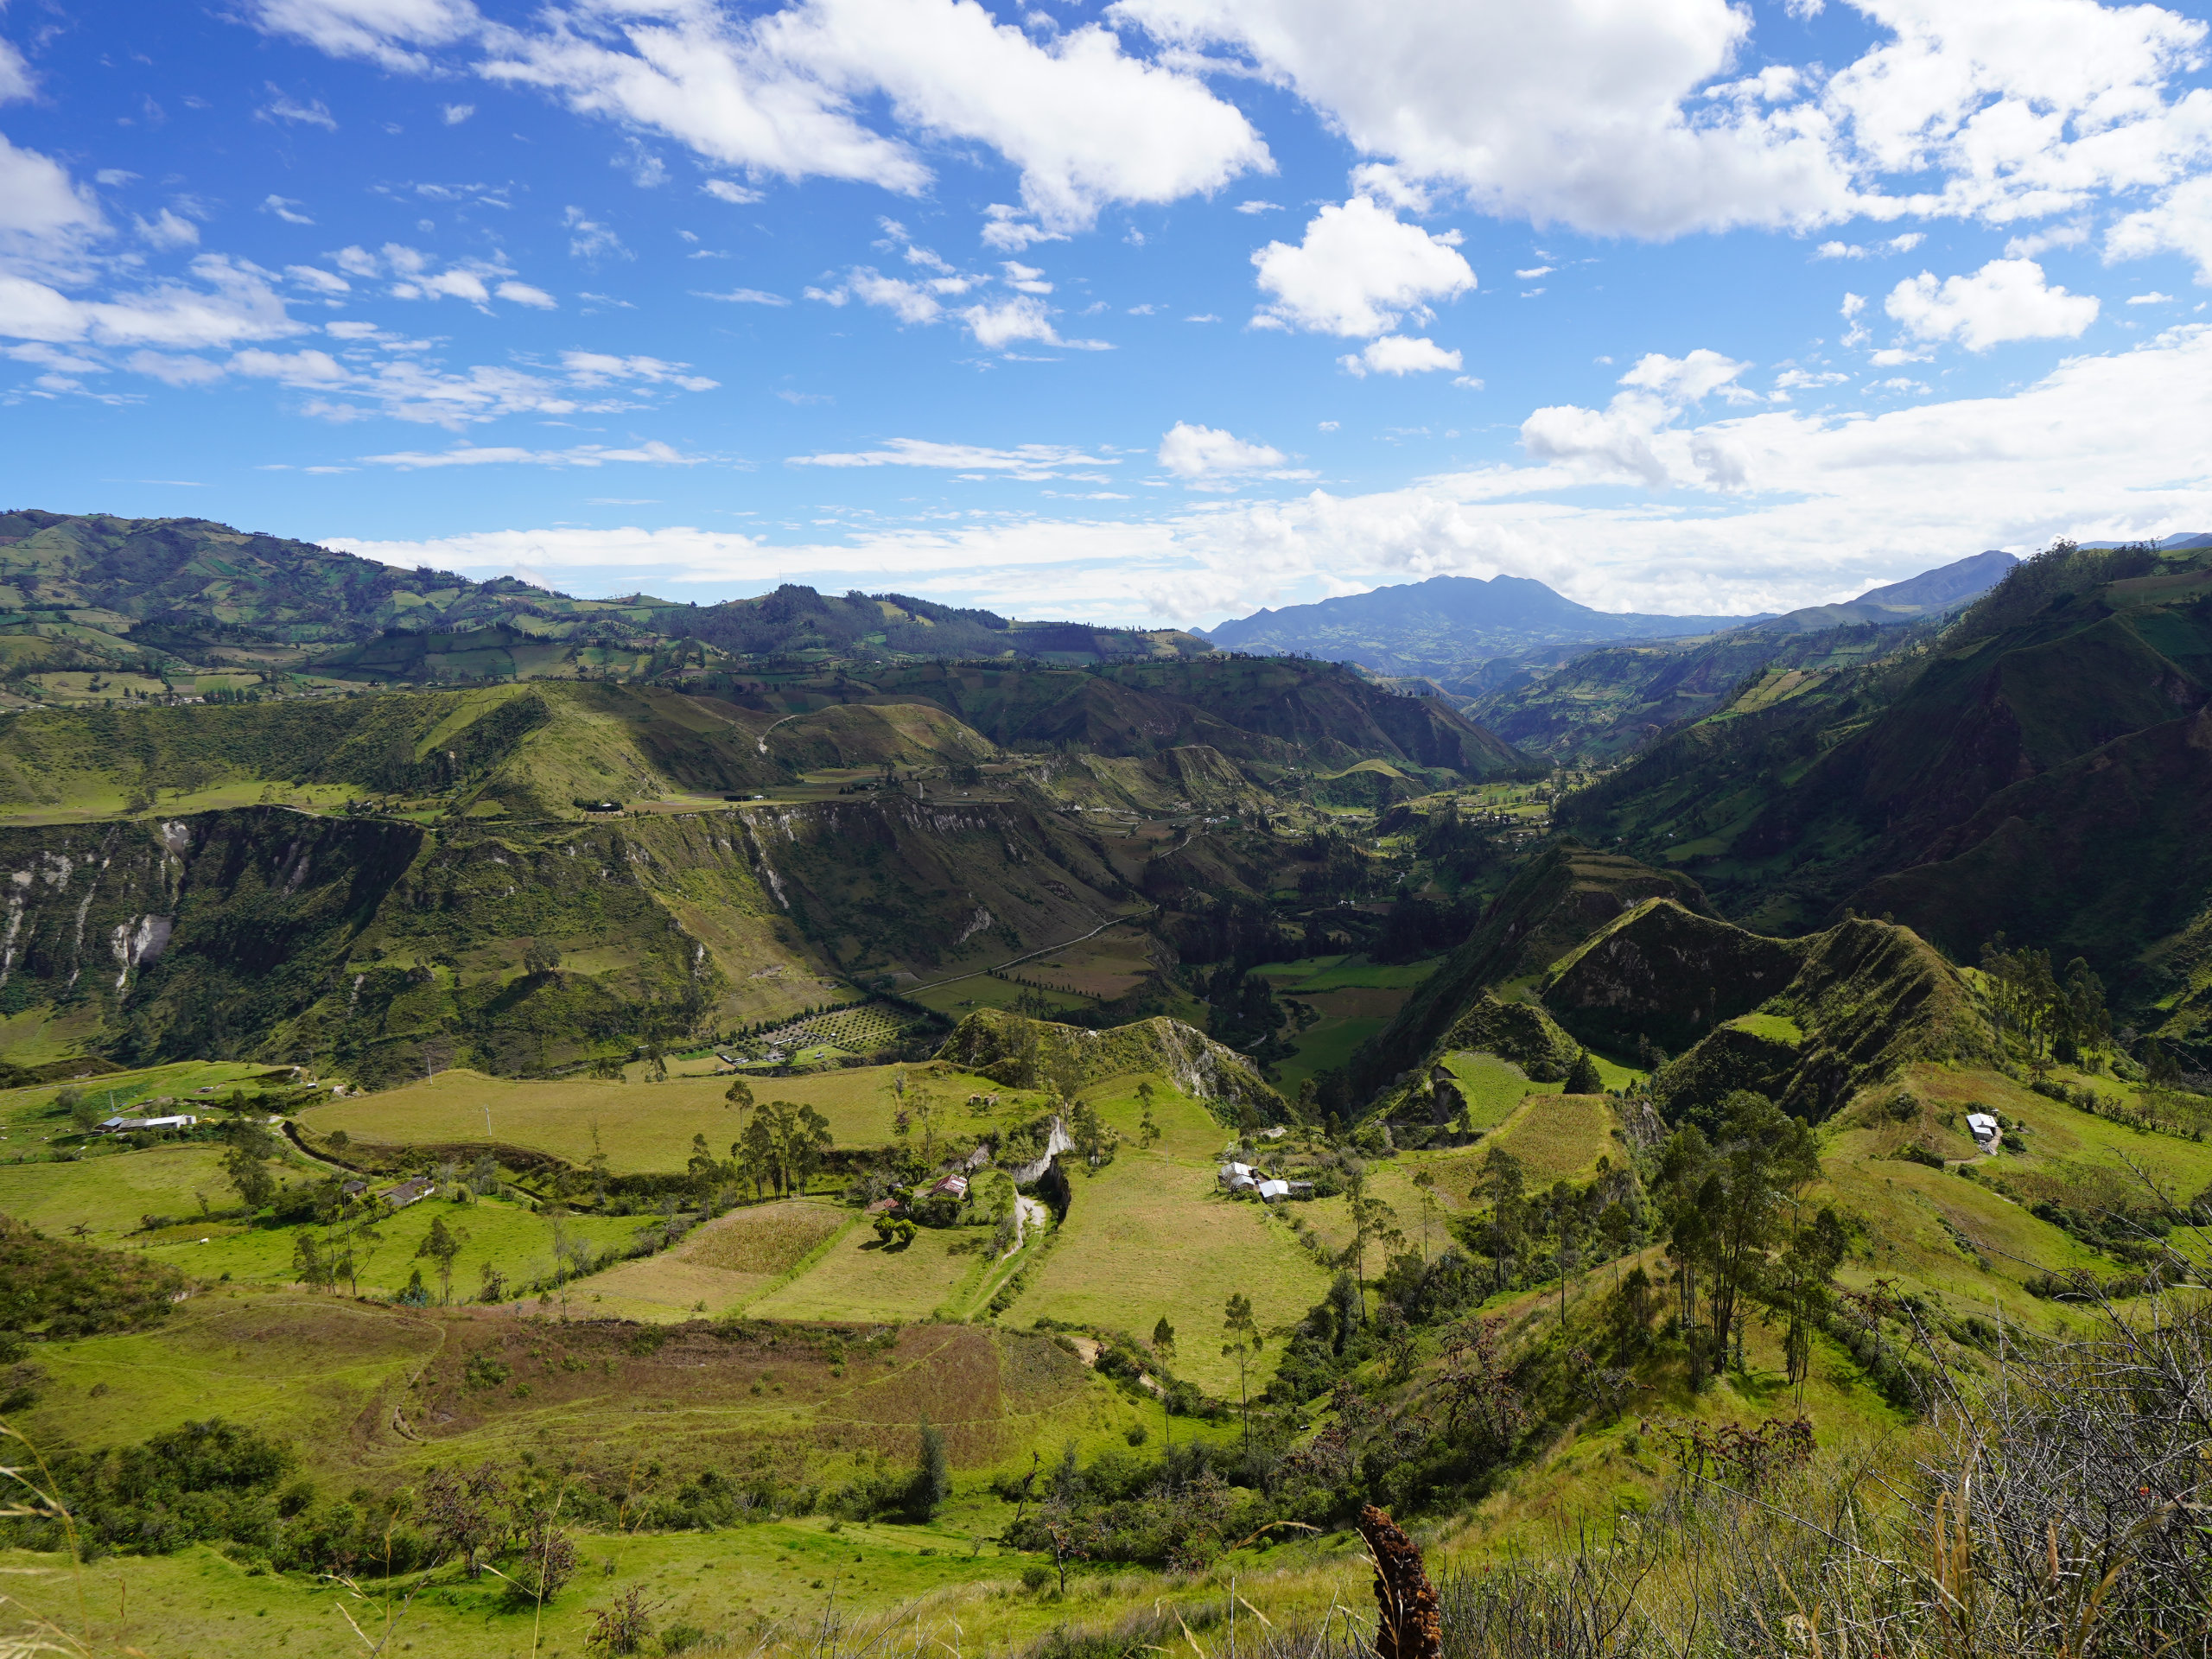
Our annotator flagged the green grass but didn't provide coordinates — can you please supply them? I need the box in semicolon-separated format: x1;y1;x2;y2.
1437;1052;1541;1131
145;1192;642;1302
1724;1011;1805;1045
0;1140;640;1300
298;1063;1044;1173
909;976;1095;1016
582;1198;855;1321
1255;954;1442;992
0;1059;283;1135
747;1217;997;1323
9;1292;437;1461
0;1143;239;1244
1272;1014;1384;1095
1014;1080;1333;1394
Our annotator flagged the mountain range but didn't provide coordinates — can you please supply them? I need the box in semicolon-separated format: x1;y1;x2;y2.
0;511;1209;691
1199;550;2041;681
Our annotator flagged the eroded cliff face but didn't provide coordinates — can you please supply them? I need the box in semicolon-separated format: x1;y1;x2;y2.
0;797;1134;1088
0;813;418;1065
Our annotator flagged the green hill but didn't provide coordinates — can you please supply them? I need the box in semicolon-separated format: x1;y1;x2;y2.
1558;539;2212;1061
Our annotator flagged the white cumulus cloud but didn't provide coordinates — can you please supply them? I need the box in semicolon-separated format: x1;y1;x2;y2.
1338;335;1461;377
1251;194;1473;337
1157;421;1315;485
361;439;698;467
1885;258;2100;351
277;0;1271;242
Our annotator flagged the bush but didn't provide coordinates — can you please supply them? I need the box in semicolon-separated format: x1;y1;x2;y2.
0;1217;189;1340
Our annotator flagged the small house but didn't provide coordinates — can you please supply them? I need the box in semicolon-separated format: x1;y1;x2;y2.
1255;1178;1291;1202
865;1197;900;1216
1966;1112;2001;1154
96;1114;198;1134
927;1173;969;1201
961;1145;992;1173
1284;1180;1316;1199
381;1176;435;1210
1217;1160;1255;1188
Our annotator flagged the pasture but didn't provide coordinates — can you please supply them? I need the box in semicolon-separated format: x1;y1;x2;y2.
296;1063;1044;1171
582;1199;853;1320
1016;1080;1333;1394
1437;1051;1541;1132
747;1215;1001;1324
1257;953;1442;1094
0;1058;286;1135
0;1303;1222;1659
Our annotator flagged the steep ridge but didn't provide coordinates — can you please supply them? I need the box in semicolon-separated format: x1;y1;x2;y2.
806;657;1535;779
1853;706;2212;1032
1541;898;1800;1056
1465;552;2014;763
1468;618;1946;763
0;682;788;821
1350;842;1708;1098
0;512;1211;682
1554;545;2212;1039
1750;549;2016;633
731;794;1130;983
762;702;998;772
933;1007;1284;1119
1540;899;1988;1124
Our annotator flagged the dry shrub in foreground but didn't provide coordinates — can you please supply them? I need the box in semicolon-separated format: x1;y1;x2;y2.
1244;1280;2212;1659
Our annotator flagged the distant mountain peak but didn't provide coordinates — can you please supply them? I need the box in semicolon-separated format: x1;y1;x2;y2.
1199;572;1773;677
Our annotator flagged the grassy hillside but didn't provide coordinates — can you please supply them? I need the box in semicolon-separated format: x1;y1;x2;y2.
1559;541;2212;1060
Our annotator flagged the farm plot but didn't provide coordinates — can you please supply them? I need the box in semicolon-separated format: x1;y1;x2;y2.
1438;1052;1541;1133
1014;1082;1332;1395
1421;1092;1623;1197
580;1198;853;1320
297;1062;1035;1171
735;1000;925;1060
747;1216;997;1324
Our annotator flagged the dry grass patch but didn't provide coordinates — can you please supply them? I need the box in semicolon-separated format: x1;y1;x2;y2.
581;1200;853;1321
749;1217;991;1323
1484;1092;1620;1185
686;1198;848;1274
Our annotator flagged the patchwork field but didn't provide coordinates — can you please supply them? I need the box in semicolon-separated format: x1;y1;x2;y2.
1007;930;1159;1001
0;1298;1229;1659
911;974;1095;1017
1257;954;1444;1094
297;1062;1046;1171
1405;1091;1625;1219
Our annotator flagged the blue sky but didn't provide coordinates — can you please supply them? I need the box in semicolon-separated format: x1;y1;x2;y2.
3;0;2212;626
